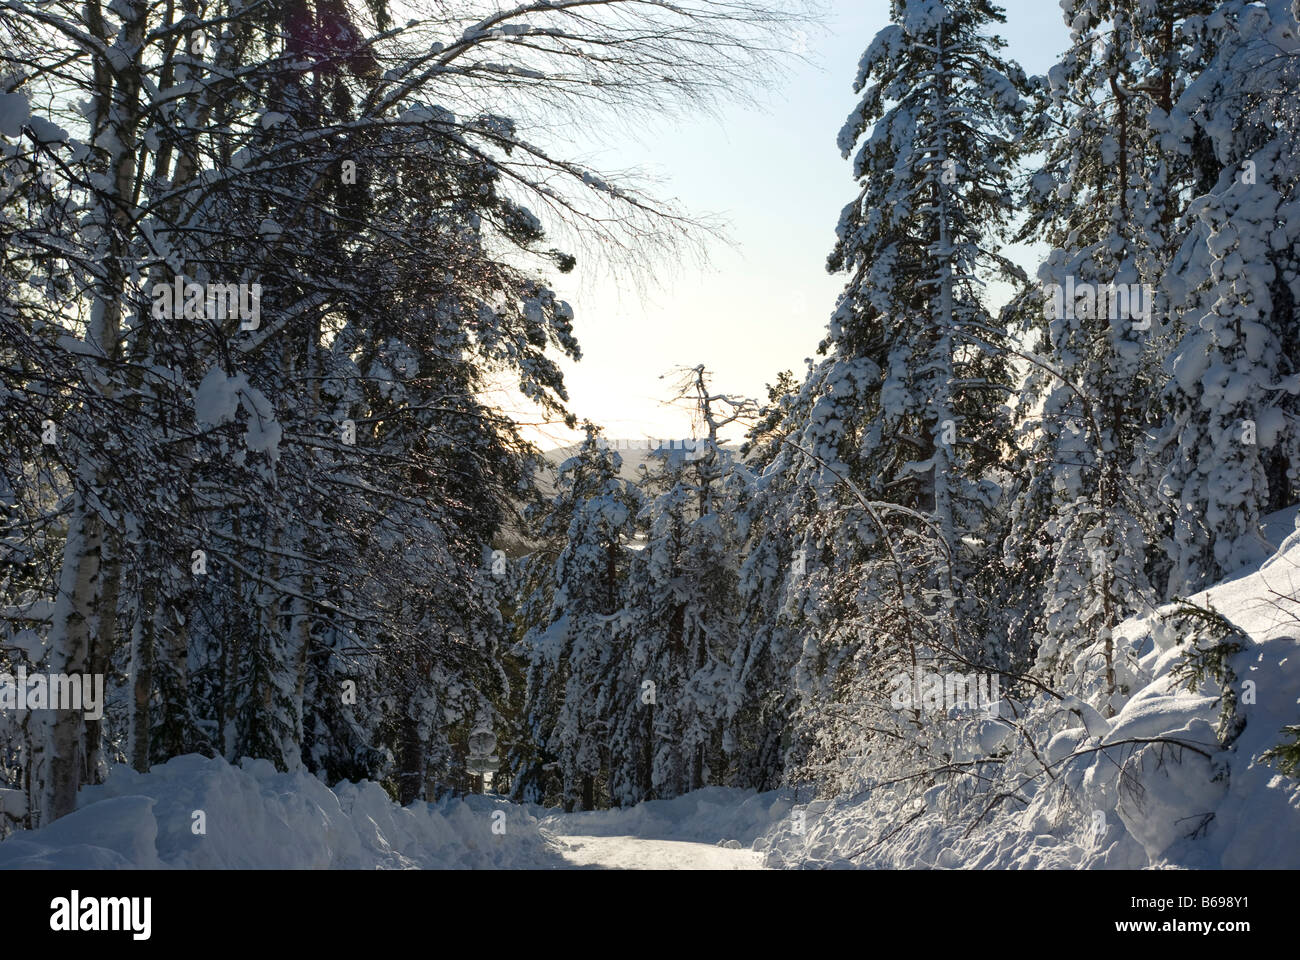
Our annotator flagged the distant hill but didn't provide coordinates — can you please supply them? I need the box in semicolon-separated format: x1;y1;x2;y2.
537;438;745;491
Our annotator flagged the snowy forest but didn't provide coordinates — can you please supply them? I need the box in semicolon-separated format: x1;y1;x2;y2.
1;0;1299;872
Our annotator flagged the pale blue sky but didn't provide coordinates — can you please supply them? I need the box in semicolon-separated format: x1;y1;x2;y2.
517;0;1070;450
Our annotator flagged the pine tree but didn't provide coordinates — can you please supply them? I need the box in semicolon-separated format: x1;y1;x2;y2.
606;369;753;803
749;0;1027;792
513;426;641;809
731;371;807;791
1006;0;1222;704
1153;0;1300;595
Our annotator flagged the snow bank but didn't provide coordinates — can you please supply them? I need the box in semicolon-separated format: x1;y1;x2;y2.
6;502;1298;871
756;506;1300;869
0;755;563;869
536;785;794;847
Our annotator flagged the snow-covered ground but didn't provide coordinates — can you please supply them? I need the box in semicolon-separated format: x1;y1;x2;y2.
537;786;789;868
0;755;568;869
552;835;765;870
536;786;791;846
0;757;792;869
1;508;1297;870
754;505;1300;869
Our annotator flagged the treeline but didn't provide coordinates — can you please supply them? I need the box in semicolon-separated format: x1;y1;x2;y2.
510;0;1300;811
0;0;794;828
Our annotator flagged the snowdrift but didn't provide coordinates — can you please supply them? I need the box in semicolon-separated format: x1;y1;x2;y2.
756;506;1300;869
4;505;1298;871
536;785;794;847
0;755;563;869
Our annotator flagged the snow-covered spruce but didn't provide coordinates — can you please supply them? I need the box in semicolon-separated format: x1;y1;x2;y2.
733;0;1029;798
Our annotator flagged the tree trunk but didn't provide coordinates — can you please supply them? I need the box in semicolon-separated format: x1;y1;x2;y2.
84;526;120;784
39;502;102;823
40;0;147;825
642;703;654;801
129;578;155;773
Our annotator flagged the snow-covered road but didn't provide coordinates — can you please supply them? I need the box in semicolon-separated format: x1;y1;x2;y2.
549;833;767;870
533;786;785;868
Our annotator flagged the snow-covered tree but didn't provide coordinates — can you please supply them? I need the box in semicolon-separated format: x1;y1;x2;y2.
1005;0;1226;703
1152;0;1300;594
513;426;642;809
604;369;753;803
0;0;798;822
743;0;1027;793
730;371;808;791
